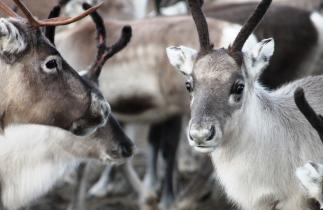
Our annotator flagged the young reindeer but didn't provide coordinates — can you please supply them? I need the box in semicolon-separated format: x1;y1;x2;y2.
0;0;110;136
166;0;323;209
0;5;134;210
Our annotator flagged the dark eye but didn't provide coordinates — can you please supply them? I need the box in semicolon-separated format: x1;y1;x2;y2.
185;81;193;92
231;80;245;95
45;59;57;69
42;56;61;74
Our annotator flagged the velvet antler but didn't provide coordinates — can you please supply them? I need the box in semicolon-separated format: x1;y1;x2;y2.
83;3;132;81
0;0;102;27
187;0;213;54
230;0;272;52
294;87;323;142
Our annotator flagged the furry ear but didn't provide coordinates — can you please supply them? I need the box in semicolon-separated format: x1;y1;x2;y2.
243;38;274;81
0;19;27;57
166;46;197;76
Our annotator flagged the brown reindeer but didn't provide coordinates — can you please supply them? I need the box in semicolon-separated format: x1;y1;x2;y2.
0;4;134;209
0;0;111;136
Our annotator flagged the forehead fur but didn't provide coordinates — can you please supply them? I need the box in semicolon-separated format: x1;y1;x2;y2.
194;49;239;82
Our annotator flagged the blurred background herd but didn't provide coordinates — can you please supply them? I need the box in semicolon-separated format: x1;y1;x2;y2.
2;0;322;210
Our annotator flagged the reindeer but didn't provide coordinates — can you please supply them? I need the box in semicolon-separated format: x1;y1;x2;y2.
165;0;323;209
54;0;323;208
0;0;112;136
0;5;134;210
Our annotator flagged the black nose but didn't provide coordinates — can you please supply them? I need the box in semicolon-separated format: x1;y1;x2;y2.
120;142;134;158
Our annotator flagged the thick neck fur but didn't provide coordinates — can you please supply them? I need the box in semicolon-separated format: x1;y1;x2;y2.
212;76;323;210
0;125;99;210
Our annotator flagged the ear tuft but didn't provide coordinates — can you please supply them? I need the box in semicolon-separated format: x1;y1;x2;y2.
243;38;274;80
0;19;27;57
166;46;197;76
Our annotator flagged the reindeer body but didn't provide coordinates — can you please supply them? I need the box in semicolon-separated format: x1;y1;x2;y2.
0;113;133;210
211;76;323;210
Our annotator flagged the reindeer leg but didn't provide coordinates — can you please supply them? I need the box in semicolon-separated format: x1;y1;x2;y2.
88;165;116;198
159;115;182;210
140;123;163;208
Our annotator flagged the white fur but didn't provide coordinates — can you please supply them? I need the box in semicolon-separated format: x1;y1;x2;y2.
0;18;27;55
134;0;148;19
166;46;197;76
243;38;275;80
149;1;188;16
203;66;323;210
296;162;323;208
0;124;111;210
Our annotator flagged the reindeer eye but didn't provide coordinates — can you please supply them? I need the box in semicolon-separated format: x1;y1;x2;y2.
42;56;62;74
185;81;193;92
231;80;245;95
46;59;57;69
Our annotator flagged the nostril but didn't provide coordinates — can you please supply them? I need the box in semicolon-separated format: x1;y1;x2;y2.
120;143;134;158
206;126;215;141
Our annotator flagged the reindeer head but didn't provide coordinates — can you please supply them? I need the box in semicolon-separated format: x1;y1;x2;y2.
0;0;110;136
166;0;273;153
44;2;134;161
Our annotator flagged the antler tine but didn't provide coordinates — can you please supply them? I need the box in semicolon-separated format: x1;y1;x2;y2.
12;0;102;27
230;0;272;52
91;26;132;79
83;3;132;80
0;1;18;17
12;0;39;26
45;5;61;44
294;87;323;142
187;0;213;54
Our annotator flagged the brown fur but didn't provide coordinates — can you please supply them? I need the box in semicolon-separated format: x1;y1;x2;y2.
0;18;109;135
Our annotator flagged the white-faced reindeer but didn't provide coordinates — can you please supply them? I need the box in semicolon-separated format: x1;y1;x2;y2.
54;0;323;209
0;0;110;136
0;5;134;210
166;0;323;209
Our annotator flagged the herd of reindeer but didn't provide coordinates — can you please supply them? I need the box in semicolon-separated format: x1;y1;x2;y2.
2;0;323;210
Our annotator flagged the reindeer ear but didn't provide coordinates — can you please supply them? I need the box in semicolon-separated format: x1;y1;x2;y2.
166;46;197;76
243;38;274;80
0;19;27;57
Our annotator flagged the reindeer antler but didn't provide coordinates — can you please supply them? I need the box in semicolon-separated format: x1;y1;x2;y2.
187;0;213;54
294;87;323;142
45;5;61;44
83;3;132;81
230;0;272;52
0;0;102;27
0;1;18;17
